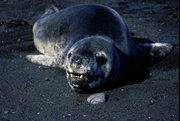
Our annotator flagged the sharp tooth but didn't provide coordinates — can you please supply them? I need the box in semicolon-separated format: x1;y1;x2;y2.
71;74;75;78
73;84;79;87
80;75;83;79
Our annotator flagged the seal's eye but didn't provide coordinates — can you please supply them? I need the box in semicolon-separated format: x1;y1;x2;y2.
96;56;107;65
95;52;107;65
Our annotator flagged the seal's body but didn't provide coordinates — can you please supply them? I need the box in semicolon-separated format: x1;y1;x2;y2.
33;4;136;56
27;4;173;92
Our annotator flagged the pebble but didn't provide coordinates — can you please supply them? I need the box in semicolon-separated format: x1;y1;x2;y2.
121;88;124;92
63;113;72;118
87;93;107;104
44;77;50;81
1;41;5;44
4;110;10;114
16;38;21;43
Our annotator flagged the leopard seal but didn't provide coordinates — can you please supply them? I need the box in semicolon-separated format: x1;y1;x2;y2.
27;4;173;94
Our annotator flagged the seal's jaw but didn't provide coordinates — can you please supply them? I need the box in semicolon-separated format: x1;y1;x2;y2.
66;71;103;92
66;57;108;92
66;57;107;92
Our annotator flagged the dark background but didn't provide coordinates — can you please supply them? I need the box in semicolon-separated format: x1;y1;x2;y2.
0;0;179;121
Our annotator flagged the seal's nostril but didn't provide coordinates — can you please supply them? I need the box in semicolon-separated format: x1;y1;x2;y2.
72;55;82;65
68;52;72;58
76;59;82;65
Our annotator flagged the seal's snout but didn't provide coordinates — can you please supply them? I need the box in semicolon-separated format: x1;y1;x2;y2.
71;55;82;66
67;48;93;72
68;54;92;74
66;52;104;92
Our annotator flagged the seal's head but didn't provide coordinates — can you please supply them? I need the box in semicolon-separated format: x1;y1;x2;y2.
65;36;120;92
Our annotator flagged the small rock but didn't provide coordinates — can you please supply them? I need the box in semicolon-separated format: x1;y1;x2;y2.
11;111;15;114
83;114;87;117
160;22;165;25
148;10;155;14
87;93;108;104
157;29;161;32
16;38;21;43
148;117;151;119
44;77;50;81
67;114;72;117
121;88;124;92
150;99;154;105
4;110;10;114
63;113;72;118
1;41;5;44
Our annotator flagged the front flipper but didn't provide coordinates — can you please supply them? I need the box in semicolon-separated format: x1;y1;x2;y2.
26;54;57;67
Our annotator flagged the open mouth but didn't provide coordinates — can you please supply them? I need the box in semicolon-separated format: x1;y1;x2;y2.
67;71;99;83
66;71;105;92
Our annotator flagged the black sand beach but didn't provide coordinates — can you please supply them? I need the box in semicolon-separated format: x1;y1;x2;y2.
0;0;179;121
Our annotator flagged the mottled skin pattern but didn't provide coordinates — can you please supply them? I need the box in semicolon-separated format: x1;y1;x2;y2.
27;4;173;93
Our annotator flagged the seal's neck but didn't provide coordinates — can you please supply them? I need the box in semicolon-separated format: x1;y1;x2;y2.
107;46;122;82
